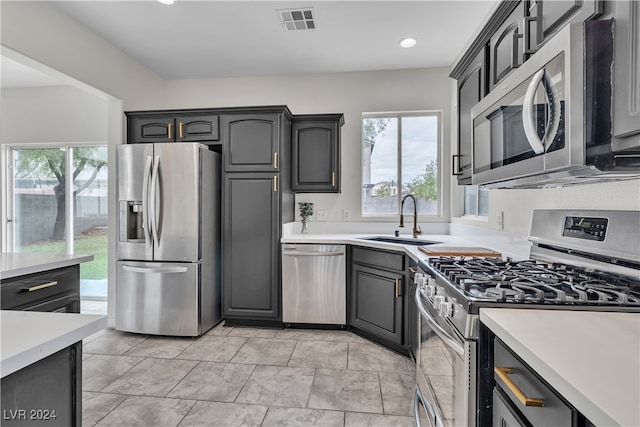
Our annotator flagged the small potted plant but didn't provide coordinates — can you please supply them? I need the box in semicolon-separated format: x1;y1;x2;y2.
298;202;314;234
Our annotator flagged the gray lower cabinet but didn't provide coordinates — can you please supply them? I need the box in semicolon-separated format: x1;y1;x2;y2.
349;247;405;350
1;343;81;426
291;114;344;193
223;173;280;322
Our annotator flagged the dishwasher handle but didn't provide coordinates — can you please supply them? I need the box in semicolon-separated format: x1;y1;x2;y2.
282;251;344;256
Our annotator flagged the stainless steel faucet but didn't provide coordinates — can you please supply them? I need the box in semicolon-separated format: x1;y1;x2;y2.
400;194;421;238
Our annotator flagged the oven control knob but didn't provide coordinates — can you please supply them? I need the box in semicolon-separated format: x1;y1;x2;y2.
438;302;454;318
424;284;436;297
433;295;445;309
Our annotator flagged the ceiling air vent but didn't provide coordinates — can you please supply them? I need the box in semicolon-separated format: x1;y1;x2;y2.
277;8;316;32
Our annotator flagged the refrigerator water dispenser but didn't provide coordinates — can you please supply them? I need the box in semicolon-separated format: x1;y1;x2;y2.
119;201;145;242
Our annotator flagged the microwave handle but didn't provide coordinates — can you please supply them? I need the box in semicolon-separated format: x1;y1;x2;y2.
522;69;548;155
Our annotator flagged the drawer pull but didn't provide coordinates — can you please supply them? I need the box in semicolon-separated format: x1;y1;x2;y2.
495;367;544;407
25;281;58;292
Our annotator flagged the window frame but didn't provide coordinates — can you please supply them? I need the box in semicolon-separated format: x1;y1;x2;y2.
361;110;443;219
463;185;489;219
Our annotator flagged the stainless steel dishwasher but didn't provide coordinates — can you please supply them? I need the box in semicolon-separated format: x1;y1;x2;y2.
282;244;346;325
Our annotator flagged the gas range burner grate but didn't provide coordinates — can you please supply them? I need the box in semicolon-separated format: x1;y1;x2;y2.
429;257;640;305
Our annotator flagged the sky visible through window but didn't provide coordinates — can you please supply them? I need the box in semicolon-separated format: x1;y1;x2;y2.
369;116;438;185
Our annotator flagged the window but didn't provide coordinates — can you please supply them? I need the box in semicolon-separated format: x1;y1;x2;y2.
8;144;108;300
463;185;489;217
362;112;441;216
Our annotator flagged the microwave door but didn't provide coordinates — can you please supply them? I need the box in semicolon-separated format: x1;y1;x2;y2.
471;52;566;186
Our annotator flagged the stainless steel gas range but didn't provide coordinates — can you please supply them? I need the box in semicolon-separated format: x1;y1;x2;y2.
413;210;640;427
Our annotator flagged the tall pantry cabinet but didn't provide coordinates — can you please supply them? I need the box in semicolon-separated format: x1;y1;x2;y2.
222;106;294;326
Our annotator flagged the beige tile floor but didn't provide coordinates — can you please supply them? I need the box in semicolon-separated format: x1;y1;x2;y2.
81;320;416;427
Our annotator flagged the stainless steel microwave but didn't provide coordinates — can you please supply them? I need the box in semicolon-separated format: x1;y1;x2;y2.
471;19;640;188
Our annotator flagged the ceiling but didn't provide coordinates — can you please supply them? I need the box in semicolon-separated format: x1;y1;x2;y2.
2;0;498;87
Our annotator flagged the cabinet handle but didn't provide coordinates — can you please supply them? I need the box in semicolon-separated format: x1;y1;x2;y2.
395;279;400;298
167;123;173;139
523;16;537;55
512;32;523;69
331;172;335;187
273;175;278;192
25;281;58;292
179;122;184;139
452;154;462;176
409;267;417;274
273;152;278;169
494;367;544;407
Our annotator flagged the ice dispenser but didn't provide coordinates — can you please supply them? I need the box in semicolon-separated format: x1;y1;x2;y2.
119;201;145;242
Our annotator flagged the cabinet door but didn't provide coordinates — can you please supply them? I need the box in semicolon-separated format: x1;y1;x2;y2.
177;115;220;142
291;120;340;193
489;2;524;90
613;0;640;143
224;114;280;172
455;49;486;185
350;264;404;345
223;173;280;320
525;0;602;53
128;117;176;143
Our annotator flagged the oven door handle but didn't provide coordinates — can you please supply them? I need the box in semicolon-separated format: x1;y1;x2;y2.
414;386;444;427
415;288;465;356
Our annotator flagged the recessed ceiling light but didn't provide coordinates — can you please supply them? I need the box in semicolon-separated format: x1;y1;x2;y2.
399;37;417;48
158;0;175;5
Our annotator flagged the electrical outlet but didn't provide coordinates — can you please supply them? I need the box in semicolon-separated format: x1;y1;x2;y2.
317;210;327;221
497;211;504;230
342;209;350;221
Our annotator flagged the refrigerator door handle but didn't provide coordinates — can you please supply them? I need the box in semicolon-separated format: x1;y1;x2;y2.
142;155;153;247
122;265;188;274
150;155;160;244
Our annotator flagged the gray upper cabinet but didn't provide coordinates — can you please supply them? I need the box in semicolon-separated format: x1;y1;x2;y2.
524;0;603;55
291;114;344;193
223;114;281;172
454;49;486;185
127;113;220;144
612;0;640;147
489;1;524;90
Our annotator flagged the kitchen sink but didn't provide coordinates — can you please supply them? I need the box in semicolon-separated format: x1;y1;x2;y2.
359;236;440;246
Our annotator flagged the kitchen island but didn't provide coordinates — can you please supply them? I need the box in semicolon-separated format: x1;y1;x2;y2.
1;310;106;425
481;308;640;427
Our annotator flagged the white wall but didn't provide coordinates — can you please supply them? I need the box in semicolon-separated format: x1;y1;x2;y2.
1;1;166;110
1;86;108;143
163;69;453;224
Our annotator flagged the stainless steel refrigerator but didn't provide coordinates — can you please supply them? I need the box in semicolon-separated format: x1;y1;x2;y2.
116;143;221;336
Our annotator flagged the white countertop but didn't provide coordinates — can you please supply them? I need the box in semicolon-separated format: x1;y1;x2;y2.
480;308;640;427
282;233;491;264
0;310;106;377
1;253;94;280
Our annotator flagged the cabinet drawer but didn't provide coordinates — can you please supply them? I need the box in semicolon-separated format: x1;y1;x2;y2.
352;247;404;271
494;338;574;426
1;266;79;310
